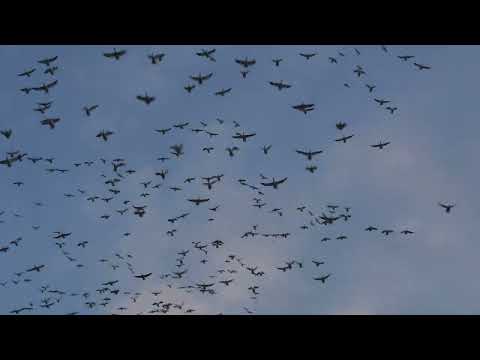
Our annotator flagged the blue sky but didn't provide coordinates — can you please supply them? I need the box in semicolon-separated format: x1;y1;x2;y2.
0;45;478;314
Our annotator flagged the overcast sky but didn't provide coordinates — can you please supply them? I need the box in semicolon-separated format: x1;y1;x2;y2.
0;45;478;315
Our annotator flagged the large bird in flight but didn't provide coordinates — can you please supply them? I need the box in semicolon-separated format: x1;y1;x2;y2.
261;177;288;189
196;48;216;62
438;202;455;213
232;132;256;142
83;105;99;116
136;93;155;105
38;56;58;66
40;118;61;129
272;58;283;66
188;198;210;206
296;149;323;160
398;55;415;61
414;63;431;70
135;273;152;280
148;53;165;64
292;103;315;114
18;68;36;77
299;53;317;60
96;130;114;141
235;57;256;68
335;134;354;143
215;88;232;96
190;73;213;85
103;48;127;60
33;80;58;94
370;141;390;150
314;274;332;283
269;80;291;91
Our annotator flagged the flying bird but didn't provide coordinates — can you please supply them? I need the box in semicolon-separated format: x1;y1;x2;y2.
96;130;114;141
136;93;155;105
196;48;216;62
269;80;291;90
374;98;390;106
38;56;58;66
386;106;398;114
226;147;239;157
188;198;210;206
398;55;415;61
33;80;58;93
170;144;184;157
292;103;315;114
335;134;354;143
235;57;256;68
40;118;61;129
438;202;455;213
103;48;127;60
44;66;59;76
314;274;331;283
148;53;165;64
18;68;36;77
215;88;232;96
184;84;196;93
1;129;12;139
135;273;152;280
414;63;431;70
370;141;390;150
262;145;272;154
306;165;318;173
299;53;317;60
296;149;323;160
261;177;287;189
83;105;99;116
272;58;283;66
232;132;256;142
190;72;213;85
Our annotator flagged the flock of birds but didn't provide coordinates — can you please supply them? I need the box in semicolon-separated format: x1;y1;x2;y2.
0;46;455;315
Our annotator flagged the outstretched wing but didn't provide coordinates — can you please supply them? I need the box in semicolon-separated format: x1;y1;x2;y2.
47;80;58;88
296;150;309;156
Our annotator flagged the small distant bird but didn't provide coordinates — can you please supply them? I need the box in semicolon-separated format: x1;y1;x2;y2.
148;53;165;64
96;130;114;141
438;202;455;213
306;165;318;173
262;145;272;154
272;58;283;66
184;84;195;93
0;129;12;139
41;118;61;129
226;147;239;157
83;105;99;116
